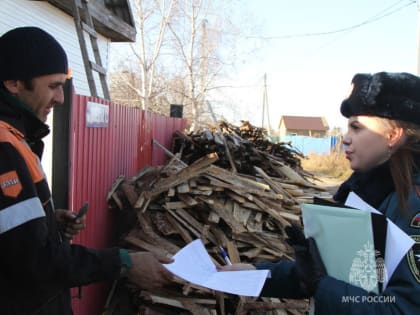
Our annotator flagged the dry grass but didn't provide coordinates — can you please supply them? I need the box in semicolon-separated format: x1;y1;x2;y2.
301;151;352;181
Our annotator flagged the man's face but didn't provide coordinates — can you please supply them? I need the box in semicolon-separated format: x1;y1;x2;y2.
14;73;67;122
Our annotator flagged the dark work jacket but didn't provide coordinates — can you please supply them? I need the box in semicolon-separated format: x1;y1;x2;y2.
0;88;121;315
256;165;420;314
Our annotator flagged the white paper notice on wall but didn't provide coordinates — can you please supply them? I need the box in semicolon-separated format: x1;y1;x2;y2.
86;102;109;128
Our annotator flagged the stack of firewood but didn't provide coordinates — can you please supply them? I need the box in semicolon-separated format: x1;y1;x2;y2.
104;141;333;314
103;121;333;314
171;120;308;178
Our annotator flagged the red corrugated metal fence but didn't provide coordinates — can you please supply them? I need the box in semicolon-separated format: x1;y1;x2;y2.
68;94;186;315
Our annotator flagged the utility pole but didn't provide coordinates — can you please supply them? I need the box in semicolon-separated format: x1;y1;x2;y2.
261;73;271;136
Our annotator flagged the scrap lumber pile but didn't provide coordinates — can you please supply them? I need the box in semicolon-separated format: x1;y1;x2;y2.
104;145;333;314
171;120;309;179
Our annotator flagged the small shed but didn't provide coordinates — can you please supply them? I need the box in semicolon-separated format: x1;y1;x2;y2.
278;115;329;139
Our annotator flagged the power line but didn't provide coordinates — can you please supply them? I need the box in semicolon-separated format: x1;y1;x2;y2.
246;0;416;40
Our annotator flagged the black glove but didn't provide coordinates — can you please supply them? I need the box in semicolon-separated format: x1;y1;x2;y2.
285;224;327;297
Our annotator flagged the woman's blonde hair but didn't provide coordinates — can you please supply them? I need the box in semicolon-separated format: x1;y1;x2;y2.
383;118;420;213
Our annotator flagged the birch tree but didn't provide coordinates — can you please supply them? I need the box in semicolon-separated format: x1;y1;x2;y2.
110;0;249;127
167;0;229;131
130;0;176;111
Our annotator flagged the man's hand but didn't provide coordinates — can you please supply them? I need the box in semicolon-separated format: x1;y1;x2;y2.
285;223;327;297
55;209;86;240
127;252;174;290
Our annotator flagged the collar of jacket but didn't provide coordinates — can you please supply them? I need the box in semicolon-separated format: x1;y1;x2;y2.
0;86;50;142
333;161;395;209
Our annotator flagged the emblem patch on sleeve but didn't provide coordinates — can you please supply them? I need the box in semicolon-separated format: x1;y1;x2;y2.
0;170;22;198
407;235;420;283
410;212;420;228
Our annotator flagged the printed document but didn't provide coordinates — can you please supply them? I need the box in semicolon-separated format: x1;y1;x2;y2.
164;239;269;296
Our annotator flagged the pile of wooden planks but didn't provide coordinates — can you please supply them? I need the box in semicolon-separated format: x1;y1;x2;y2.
171;120;308;178
104;148;333;314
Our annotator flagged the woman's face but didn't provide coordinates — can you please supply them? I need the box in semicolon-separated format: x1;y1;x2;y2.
342;116;402;172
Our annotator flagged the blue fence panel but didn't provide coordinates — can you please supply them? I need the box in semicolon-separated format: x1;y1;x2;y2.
283;135;336;155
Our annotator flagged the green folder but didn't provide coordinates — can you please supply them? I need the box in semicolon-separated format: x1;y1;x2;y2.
302;203;380;294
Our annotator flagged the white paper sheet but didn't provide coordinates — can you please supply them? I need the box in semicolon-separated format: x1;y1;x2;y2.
345;192;415;289
163;239;269;297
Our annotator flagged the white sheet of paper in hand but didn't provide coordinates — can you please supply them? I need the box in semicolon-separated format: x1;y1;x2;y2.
163;239;269;297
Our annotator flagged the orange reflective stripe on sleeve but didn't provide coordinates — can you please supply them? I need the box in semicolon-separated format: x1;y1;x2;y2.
0;121;44;183
415;185;420;197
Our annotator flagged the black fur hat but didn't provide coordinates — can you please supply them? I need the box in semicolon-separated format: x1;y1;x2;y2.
340;72;420;124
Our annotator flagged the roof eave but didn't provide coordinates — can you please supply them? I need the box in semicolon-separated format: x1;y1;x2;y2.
47;0;136;42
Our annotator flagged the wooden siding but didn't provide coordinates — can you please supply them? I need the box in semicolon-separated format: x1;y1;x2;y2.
47;0;136;42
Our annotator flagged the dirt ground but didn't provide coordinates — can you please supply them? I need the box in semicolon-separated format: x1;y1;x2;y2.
309;172;343;195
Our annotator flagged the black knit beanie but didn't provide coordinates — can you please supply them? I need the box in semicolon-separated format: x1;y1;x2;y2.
341;72;420;124
0;26;68;81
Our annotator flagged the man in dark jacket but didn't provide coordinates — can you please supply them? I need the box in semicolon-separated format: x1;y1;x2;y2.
0;26;173;315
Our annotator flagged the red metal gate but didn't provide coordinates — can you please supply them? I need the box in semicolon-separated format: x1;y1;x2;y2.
68;94;186;315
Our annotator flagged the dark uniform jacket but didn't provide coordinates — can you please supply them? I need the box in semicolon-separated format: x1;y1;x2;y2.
256;163;420;314
0;88;121;315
